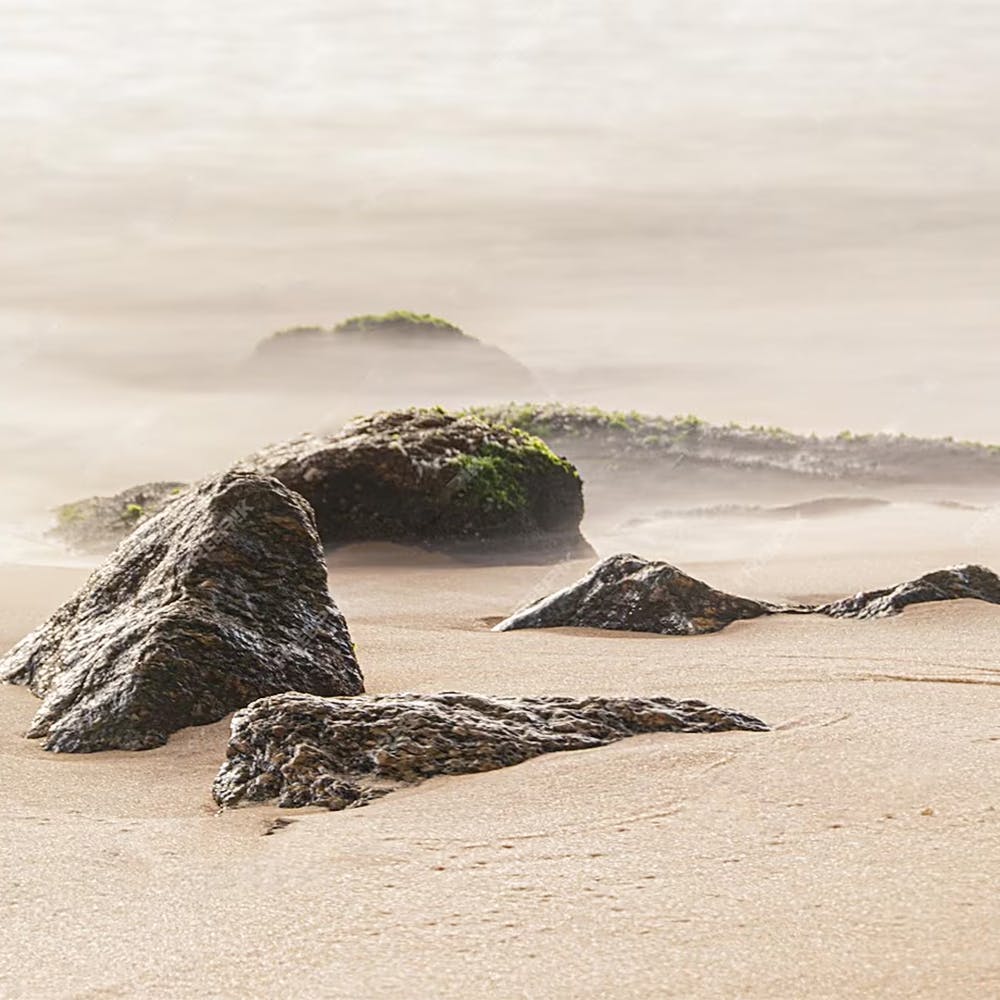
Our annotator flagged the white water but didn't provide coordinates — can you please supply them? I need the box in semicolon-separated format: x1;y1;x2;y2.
2;1;999;558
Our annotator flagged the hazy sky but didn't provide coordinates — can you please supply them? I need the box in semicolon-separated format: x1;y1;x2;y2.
1;0;998;507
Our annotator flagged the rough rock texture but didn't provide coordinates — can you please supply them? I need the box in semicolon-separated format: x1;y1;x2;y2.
494;553;786;635
818;564;1000;619
52;481;187;552
495;555;1000;634
236;408;592;560
2;472;363;752
213;691;768;809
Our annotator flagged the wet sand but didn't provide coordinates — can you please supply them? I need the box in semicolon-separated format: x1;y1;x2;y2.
2;552;999;998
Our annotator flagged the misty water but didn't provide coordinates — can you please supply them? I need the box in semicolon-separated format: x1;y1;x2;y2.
2;1;998;564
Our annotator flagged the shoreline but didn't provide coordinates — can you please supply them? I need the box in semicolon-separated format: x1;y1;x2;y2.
2;554;998;997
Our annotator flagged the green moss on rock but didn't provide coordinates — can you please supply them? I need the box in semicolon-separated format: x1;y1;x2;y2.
258;312;469;353
333;311;465;338
463;402;1000;483
51;482;189;553
451;450;529;513
236;408;591;560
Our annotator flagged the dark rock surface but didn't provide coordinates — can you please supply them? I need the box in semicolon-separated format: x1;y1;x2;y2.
494;553;786;635
52;481;187;552
495;554;1000;634
2;472;363;752
236;408;592;560
817;564;1000;619
213;691;768;809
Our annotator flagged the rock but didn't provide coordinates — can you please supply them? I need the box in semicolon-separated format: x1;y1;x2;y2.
251;311;538;403
466;403;1000;486
817;564;1000;619
493;553;785;635
51;481;187;552
493;555;1000;633
1;472;363;752
236;408;592;560
212;691;768;809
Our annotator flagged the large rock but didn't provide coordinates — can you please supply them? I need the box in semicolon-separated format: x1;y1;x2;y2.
236;408;592;560
494;553;784;635
817;564;1000;619
1;472;363;752
213;691;768;810
250;311;538;403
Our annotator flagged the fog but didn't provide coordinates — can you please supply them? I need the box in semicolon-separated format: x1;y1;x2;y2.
2;0;999;558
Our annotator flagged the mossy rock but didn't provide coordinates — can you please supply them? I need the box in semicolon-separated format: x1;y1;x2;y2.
333;311;466;340
258;312;470;354
52;482;188;552
236;408;591;561
251;312;537;401
464;403;1000;484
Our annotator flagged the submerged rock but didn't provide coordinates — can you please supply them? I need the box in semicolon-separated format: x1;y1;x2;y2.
251;311;537;402
52;481;187;552
236;408;592;560
817;564;1000;619
213;691;768;809
494;553;784;635
466;403;1000;486
2;472;363;752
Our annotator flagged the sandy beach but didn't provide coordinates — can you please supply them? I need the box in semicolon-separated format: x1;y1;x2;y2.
2;544;998;999
4;0;999;995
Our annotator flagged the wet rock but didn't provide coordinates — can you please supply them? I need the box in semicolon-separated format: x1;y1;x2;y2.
494;555;1000;633
493;553;786;635
817;564;1000;619
237;408;592;561
213;691;768;809
2;472;363;752
51;481;187;552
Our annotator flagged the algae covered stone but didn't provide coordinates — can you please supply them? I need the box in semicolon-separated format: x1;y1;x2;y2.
52;481;187;552
2;471;363;752
237;407;592;560
465;403;1000;485
213;691;768;810
258;311;467;352
252;311;537;400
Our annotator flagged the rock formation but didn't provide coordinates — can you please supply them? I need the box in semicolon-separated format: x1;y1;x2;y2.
251;311;538;402
494;555;1000;634
213;691;768;809
236;408;592;560
51;481;186;552
2;472;363;752
494;553;785;635
817;564;1000;619
466;403;1000;486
